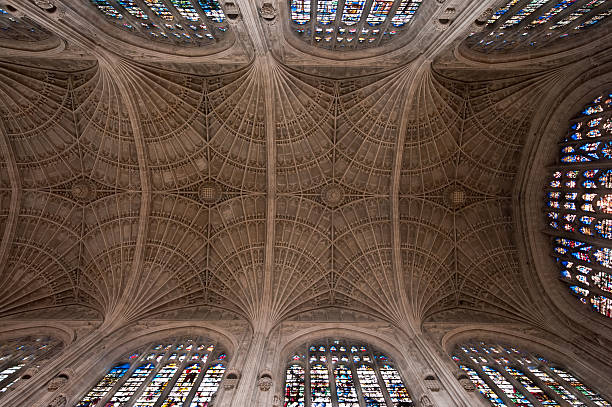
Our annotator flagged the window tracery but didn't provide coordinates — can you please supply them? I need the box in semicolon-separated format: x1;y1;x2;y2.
452;341;610;406
0;7;55;42
546;93;612;319
283;338;413;406
89;0;228;46
465;0;611;54
288;0;423;50
76;337;227;407
0;336;62;398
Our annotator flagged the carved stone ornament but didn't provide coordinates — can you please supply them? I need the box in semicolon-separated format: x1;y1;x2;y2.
321;183;344;207
445;186;466;209
459;377;476;392
21;366;40;380
258;375;273;391
71;179;96;203
420;394;434;407
259;2;277;20
47;375;68;392
222;371;240;390
48;394;67;407
33;0;55;9
424;377;441;392
199;180;222;205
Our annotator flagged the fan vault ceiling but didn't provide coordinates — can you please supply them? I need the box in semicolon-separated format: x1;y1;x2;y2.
0;0;610;340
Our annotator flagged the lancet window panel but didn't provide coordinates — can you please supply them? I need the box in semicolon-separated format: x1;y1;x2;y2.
89;0;229;46
545;92;612;319
76;337;228;407
283;338;414;406
0;336;63;399
464;0;612;54
288;0;423;50
452;341;611;407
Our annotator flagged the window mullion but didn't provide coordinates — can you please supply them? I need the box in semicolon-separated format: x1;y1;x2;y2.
498;365;542;406
124;360;164;407
349;360;366;407
305;353;313;407
97;360;138;407
328;347;340;407
183;357;210;407
543;366;599;407
371;358;393;407
521;366;571;407
472;363;517;407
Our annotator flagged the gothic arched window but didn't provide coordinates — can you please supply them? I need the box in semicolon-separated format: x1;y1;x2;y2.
76;337;228;407
546;93;612;319
465;0;611;54
0;336;63;398
289;0;423;50
283;338;413;406
452;341;610;406
89;0;228;46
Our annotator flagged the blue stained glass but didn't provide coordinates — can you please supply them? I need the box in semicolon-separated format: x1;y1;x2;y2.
528;367;583;404
91;0;123;19
317;0;338;24
291;0;311;24
458;365;505;406
488;0;521;24
171;0;200;21
390;0;422;26
199;0;226;22
334;364;359;406
550;368;611;405
576;8;612;29
482;366;532;406
76;364;130;407
134;363;179;406
144;0;174;20
366;0;394;25
379;364;412;403
356;364;386;405
341;0;365;25
530;0;578;26
106;364;155;406
501;0;549;29
118;0;148;18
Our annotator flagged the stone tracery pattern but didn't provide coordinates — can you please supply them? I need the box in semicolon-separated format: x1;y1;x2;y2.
289;0;423;50
452;341;611;406
465;0;612;54
546;92;612;319
0;39;587;330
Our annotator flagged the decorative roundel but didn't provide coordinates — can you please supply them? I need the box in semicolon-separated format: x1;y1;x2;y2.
289;0;423;50
198;180;223;205
71;179;96;203
90;0;229;47
465;0;611;55
321;183;345;207
546;92;612;319
445;186;466;209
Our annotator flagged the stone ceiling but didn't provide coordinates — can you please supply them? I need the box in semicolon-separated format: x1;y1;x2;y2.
0;0;610;336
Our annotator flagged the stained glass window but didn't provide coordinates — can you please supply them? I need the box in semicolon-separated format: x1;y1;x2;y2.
283;339;414;406
289;0;423;50
453;341;610;407
0;336;62;399
466;0;612;53
547;92;612;319
291;0;311;24
76;337;228;407
89;0;228;45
